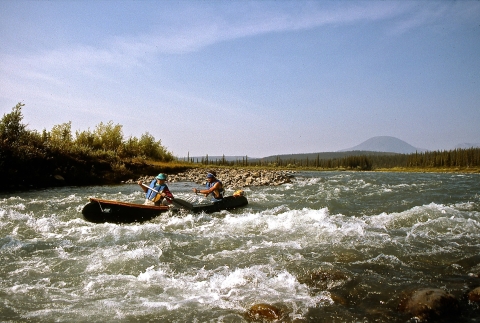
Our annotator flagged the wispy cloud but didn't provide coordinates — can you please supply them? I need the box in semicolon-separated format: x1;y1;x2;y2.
76;1;480;65
3;1;476;79
112;2;414;56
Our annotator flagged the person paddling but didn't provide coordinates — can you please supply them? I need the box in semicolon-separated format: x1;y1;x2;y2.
138;173;174;206
193;171;224;202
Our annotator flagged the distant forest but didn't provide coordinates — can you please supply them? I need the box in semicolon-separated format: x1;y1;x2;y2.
188;148;480;171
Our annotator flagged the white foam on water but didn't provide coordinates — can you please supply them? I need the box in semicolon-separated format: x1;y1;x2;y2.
171;207;366;248
0;206;31;221
0;235;26;252
84;241;164;273
355;202;480;260
11;248;330;320
28;216;59;234
249;191;286;204
0;195;25;201
295;176;324;187
366;202;468;229
353;253;407;268
10;202;27;210
130;264;331;318
406;213;480;240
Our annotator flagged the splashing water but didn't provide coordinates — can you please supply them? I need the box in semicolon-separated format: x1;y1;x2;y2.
1;172;480;322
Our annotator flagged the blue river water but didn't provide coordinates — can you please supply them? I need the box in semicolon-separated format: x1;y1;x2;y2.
1;171;479;322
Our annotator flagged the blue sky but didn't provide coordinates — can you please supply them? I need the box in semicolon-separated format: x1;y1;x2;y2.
1;1;479;157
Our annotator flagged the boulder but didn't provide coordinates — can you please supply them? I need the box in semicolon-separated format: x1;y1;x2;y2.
330;292;348;306
298;268;351;290
398;288;459;320
468;287;480;303
247;303;282;321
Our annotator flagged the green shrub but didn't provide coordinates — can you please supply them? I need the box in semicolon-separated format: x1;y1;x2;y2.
94;121;123;152
120;136;141;158
0;102;27;147
74;128;96;149
48;121;72;150
1;102;174;167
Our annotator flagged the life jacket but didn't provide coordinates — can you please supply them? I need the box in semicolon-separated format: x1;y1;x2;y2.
206;179;224;200
146;180;173;203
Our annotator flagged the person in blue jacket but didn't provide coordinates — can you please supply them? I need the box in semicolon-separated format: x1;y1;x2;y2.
138;173;174;206
193;171;224;202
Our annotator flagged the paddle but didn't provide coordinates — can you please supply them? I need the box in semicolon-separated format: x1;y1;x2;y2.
140;183;193;210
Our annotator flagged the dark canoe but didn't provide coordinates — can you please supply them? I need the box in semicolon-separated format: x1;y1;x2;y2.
82;196;248;224
82;198;170;224
186;196;248;213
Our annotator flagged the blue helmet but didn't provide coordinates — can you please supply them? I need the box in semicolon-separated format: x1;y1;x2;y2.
156;173;167;180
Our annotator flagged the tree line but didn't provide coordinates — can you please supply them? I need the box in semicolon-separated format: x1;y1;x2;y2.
190;149;480;170
406;149;480;168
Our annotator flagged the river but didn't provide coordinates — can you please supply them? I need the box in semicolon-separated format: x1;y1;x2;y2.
1;171;479;322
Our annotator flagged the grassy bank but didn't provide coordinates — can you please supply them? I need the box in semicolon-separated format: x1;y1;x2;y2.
0;150;196;192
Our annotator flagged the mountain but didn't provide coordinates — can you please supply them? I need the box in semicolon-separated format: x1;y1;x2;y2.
339;136;425;154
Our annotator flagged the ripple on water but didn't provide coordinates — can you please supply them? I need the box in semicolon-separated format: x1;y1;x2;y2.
1;173;480;322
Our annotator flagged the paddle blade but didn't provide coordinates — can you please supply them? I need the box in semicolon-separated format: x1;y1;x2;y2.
172;198;193;210
152;190;163;203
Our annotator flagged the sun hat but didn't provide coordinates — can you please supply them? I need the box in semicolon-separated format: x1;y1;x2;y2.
156;173;167;180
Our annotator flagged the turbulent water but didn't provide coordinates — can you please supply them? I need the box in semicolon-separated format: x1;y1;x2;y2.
1;171;480;322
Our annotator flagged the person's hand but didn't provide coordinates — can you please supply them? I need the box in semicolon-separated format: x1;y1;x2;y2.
137;180;142;185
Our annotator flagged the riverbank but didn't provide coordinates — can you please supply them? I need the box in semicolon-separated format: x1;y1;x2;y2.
375;166;480;173
0;155;194;192
127;167;296;188
2;154;478;193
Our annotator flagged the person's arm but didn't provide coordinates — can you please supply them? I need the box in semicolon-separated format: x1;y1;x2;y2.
161;187;174;200
193;182;221;196
138;181;148;193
